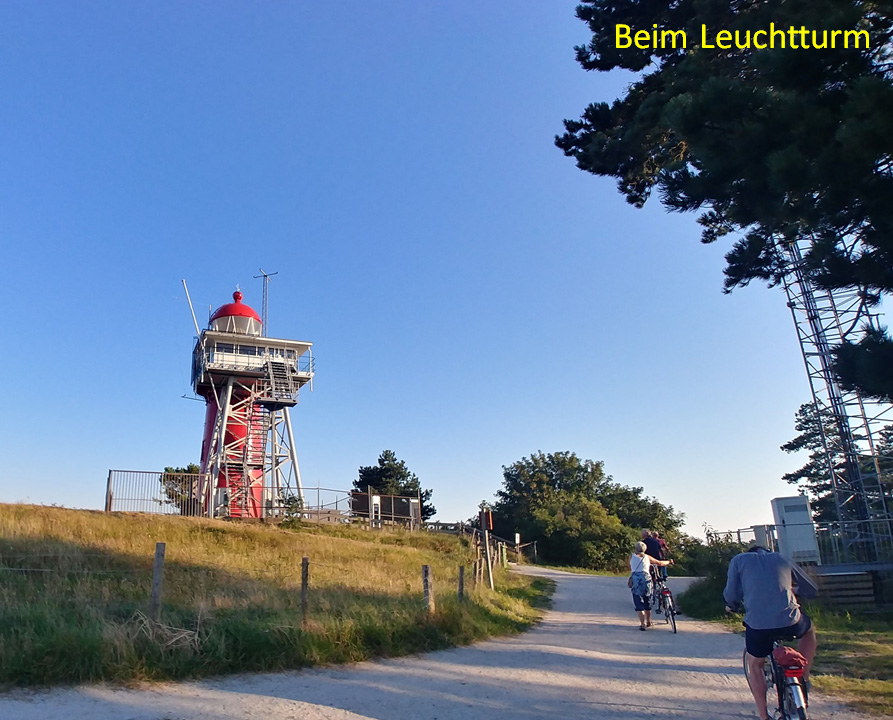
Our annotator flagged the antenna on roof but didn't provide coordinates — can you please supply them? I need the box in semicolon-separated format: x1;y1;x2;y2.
181;279;201;336
253;268;278;337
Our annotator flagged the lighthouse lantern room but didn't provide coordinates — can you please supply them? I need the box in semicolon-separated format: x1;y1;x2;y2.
190;290;314;518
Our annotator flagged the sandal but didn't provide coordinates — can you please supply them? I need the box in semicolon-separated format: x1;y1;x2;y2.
639;625;647;631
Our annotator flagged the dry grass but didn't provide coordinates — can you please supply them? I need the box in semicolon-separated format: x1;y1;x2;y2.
0;504;549;688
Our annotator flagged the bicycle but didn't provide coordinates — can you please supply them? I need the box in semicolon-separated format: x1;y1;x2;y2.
650;575;677;633
742;641;809;720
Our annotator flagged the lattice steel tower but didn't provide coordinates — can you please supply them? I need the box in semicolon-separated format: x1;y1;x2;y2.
778;236;893;562
190;290;314;518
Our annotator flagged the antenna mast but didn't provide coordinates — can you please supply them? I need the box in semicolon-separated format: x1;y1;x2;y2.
777;235;893;563
182;279;201;336
253;269;278;337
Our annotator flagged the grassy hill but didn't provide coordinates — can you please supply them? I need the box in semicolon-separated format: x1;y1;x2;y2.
0;504;551;688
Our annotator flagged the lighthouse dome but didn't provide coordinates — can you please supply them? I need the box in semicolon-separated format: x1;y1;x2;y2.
209;291;262;336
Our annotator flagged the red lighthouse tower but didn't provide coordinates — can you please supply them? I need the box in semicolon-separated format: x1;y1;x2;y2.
191;290;314;518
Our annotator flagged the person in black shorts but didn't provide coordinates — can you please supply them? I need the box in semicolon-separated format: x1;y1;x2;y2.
723;545;818;720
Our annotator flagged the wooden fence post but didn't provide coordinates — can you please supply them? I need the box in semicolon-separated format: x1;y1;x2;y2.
301;556;309;627
423;565;435;613
458;565;465;600
149;542;165;622
483;530;495;590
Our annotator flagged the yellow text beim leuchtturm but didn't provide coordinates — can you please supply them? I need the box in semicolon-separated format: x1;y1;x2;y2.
615;23;869;50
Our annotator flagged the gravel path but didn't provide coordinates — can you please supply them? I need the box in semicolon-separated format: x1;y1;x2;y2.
0;566;873;720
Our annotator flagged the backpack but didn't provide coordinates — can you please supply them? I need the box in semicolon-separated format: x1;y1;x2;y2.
773;645;808;669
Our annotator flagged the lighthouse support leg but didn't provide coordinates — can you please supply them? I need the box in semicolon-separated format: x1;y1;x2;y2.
269;410;282;517
208;377;235;518
282;408;304;505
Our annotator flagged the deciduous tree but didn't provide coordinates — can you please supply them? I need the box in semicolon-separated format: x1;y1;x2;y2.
492;451;683;570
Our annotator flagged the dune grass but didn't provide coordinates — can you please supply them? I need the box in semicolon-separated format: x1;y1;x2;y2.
677;577;893;716
0;504;551;689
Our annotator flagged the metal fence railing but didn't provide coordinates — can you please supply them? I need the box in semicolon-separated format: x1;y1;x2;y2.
732;518;893;567
105;469;353;521
105;470;422;529
105;470;192;515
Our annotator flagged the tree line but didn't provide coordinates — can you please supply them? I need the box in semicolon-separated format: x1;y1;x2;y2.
481;450;686;573
162;450;694;573
356;449;709;574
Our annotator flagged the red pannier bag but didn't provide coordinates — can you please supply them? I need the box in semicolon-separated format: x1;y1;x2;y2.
773;645;808;677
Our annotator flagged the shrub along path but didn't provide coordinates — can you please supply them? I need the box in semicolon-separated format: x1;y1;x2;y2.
0;567;873;720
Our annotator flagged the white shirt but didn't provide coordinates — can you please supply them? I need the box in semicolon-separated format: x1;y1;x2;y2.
630;553;652;574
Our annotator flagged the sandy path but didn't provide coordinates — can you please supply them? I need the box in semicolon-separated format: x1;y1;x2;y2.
0;567;872;720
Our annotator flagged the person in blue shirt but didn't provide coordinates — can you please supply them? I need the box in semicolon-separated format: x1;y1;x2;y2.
641;528;663;562
723;545;818;720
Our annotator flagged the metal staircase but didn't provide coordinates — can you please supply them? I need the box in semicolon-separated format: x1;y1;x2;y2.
263;357;298;406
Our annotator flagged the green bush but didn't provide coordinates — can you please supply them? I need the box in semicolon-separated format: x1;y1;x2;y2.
676;529;746;619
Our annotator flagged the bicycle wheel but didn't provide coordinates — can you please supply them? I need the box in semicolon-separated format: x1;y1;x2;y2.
665;593;677;633
783;682;809;720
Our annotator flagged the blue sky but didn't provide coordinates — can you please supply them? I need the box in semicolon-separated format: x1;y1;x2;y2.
0;1;818;536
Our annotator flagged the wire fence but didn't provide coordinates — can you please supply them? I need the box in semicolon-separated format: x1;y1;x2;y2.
0;549;154;576
105;469;425;529
0;538;496;626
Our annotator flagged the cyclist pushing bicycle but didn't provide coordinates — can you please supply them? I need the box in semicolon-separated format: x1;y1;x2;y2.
723;544;819;720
